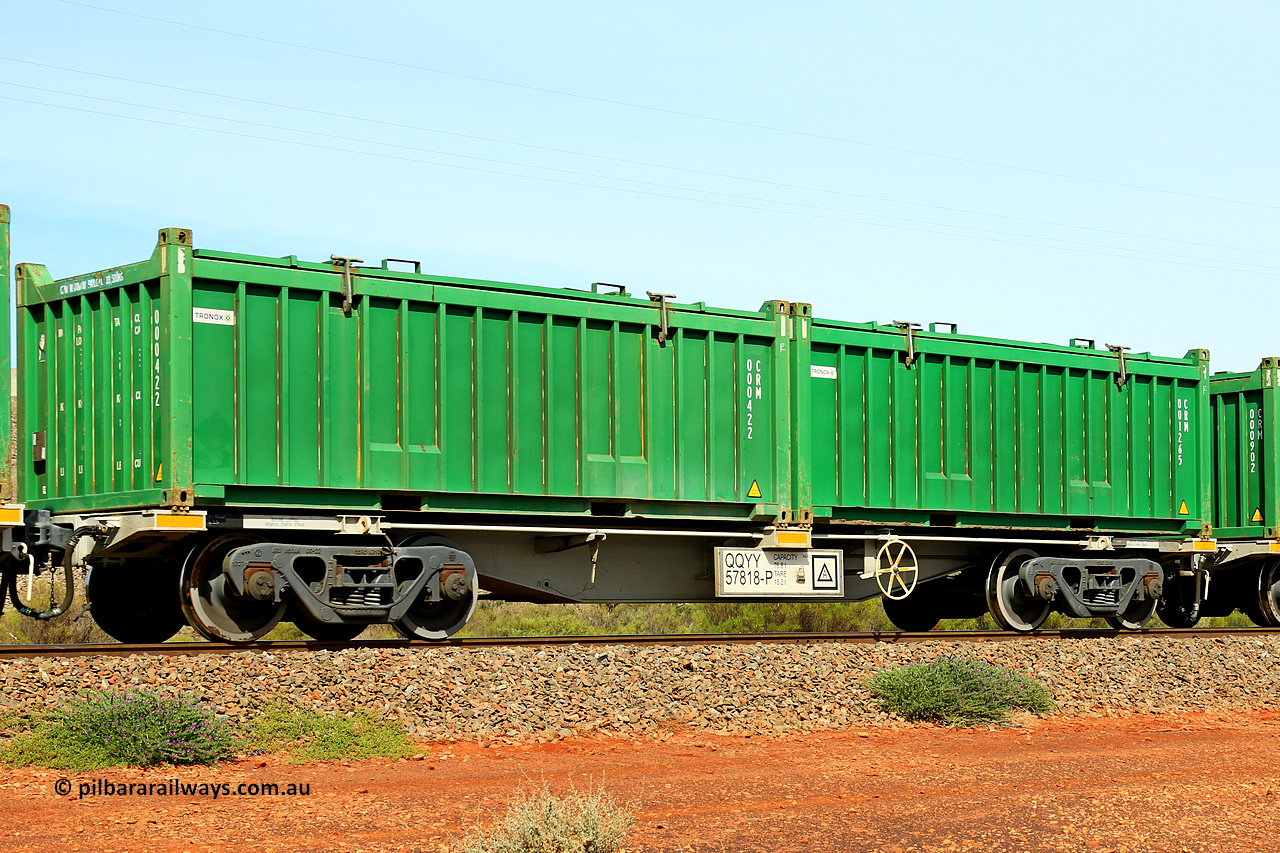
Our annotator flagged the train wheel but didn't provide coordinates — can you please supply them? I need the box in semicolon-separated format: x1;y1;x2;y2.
394;591;477;640
393;534;478;640
294;617;367;642
86;561;186;644
985;549;1050;633
1106;594;1158;631
180;535;285;643
1157;573;1201;628
881;593;940;632
1252;560;1280;627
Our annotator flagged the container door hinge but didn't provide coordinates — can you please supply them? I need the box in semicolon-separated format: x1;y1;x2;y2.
646;292;677;345
893;321;922;367
330;255;364;316
1106;344;1130;388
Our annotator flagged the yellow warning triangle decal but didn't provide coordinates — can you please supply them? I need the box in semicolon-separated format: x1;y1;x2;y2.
1253;508;1264;523
155;463;163;483
747;480;762;499
1178;500;1189;516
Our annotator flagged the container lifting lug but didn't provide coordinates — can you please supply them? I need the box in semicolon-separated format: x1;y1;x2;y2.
893;321;922;367
646;291;677;345
380;258;421;273
1106;344;1130;388
330;255;364;316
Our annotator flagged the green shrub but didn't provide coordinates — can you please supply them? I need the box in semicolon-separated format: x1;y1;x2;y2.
0;707;35;736
867;657;1054;726
458;785;634;853
248;702;420;762
0;690;238;770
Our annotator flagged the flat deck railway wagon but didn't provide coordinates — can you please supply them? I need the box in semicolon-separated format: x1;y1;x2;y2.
0;205;1255;642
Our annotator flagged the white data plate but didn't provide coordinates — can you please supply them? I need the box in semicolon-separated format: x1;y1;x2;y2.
714;548;844;597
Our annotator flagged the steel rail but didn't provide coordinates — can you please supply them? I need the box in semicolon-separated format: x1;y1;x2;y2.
0;626;1275;660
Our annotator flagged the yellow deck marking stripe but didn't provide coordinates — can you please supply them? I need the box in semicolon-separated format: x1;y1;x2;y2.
154;513;205;529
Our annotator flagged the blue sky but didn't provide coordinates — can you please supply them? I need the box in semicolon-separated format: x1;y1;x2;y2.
2;0;1277;370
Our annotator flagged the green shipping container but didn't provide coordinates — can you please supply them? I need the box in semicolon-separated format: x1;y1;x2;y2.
15;228;796;522
802;318;1214;535
1210;359;1280;539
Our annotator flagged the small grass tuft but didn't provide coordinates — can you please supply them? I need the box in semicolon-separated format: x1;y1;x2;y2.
247;701;420;762
457;784;634;853
868;657;1055;727
0;689;238;770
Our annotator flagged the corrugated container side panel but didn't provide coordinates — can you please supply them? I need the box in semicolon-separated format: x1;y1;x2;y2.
582;319;611;493
513;313;544;493
1024;367;1040;511
1211;386;1263;531
970;359;994;511
809;347;837;507
547;315;579;495
948;357;974;509
245;286;281;483
675;330;708;502
1041;367;1062;515
51;301;67;497
809;326;1206;527
645;324;674;501
476;308;511;494
918;355;942;506
890;354;917;508
1127;377;1151;518
1216;391;1241;528
710;333;737;501
325;299;360;489
183;266;783;514
404;302;440;491
440;305;473;491
1175;377;1202;518
1151;378;1173;513
192;284;234;482
365;297;401;485
105;290;126;490
130;286;153;493
992;363;1016;511
21;280;161;504
289;293;322;486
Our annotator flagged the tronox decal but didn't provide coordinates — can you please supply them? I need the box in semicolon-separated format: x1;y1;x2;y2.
193;307;235;326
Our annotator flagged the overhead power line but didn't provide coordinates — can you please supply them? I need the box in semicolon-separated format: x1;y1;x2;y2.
54;0;1280;212
3;55;1277;262
3;92;1277;279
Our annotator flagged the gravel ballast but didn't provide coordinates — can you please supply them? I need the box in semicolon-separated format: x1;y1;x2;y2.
2;636;1277;740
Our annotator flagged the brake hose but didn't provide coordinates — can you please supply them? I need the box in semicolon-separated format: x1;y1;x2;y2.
3;526;98;620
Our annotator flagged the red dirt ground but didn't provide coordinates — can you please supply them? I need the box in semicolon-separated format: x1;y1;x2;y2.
2;711;1278;853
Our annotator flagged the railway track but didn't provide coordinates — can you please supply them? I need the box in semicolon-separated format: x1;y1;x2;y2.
1;626;1275;660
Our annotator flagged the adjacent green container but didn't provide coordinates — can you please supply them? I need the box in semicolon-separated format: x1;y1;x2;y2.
801;319;1213;534
16;229;793;520
1210;359;1280;538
